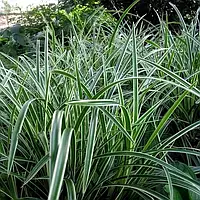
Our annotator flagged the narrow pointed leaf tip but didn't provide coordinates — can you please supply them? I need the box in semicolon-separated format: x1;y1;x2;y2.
7;99;36;174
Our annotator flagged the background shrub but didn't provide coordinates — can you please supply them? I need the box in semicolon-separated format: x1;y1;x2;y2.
100;0;200;25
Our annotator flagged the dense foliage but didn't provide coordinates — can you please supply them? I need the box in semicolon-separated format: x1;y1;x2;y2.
101;0;200;24
0;4;115;57
1;1;200;200
58;0;200;24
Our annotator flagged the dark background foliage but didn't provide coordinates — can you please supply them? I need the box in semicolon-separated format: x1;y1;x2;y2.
1;0;200;57
59;0;200;24
100;0;200;24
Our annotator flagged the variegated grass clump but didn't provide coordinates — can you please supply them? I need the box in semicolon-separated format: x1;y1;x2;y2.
1;2;200;200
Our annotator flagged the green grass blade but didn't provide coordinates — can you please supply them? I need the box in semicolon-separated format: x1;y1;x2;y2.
101;184;168;200
0;83;20;110
95;151;200;191
108;0;140;49
36;40;40;83
44;28;49;85
163;167;174;200
49;110;64;184
99;108;135;144
70;131;76;179
160;121;200;149
7;99;36;174
169;3;192;73
120;106;131;133
144;89;189;150
65;179;76;200
75;62;83;99
68;99;118;106
23;154;49;186
132;24;139;123
83;108;99;193
48;128;73;200
52;69;92;98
